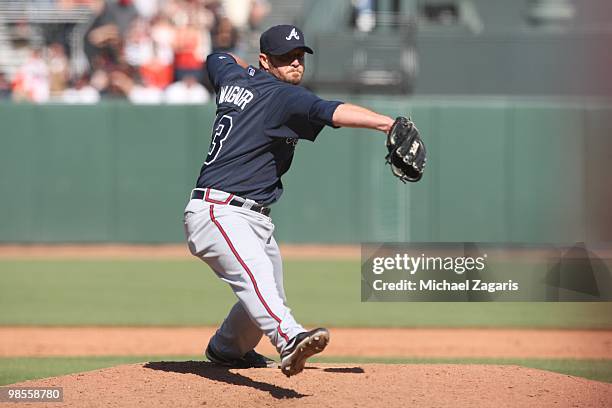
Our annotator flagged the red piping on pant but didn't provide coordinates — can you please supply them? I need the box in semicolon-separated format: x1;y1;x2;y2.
209;204;289;342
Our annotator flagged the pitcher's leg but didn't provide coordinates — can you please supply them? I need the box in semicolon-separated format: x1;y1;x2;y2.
187;204;304;354
209;301;263;358
266;235;287;303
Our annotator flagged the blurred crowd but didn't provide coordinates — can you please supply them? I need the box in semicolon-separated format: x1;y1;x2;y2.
0;0;269;104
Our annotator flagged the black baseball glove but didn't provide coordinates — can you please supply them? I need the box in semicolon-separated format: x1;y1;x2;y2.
385;116;426;182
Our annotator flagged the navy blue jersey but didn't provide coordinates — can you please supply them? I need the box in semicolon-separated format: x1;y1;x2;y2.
196;53;343;205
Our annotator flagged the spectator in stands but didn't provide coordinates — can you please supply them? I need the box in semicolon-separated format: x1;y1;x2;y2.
158;0;182;22
84;0;139;68
140;43;174;89
90;60;136;99
248;0;270;30
44;1;98;59
210;15;238;53
5;0;268;104
12;48;50;103
0;72;12;100
222;0;251;31
110;69;163;103
124;18;155;67
12;21;33;49
47;42;70;97
150;13;175;67
61;73;101;104
172;12;210;82
132;0;160;20
136;14;176;89
222;0;269;31
90;66;113;96
163;73;209;104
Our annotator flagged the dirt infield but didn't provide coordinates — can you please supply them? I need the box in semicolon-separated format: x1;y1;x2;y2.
7;363;612;408
2;327;612;407
2;327;612;359
0;244;359;260
4;243;610;261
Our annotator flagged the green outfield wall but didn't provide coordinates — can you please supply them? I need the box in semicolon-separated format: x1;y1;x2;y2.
0;98;610;244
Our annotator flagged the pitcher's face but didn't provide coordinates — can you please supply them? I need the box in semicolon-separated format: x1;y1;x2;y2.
260;49;306;85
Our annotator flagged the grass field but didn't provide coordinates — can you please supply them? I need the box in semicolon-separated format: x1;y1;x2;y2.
1;259;612;328
1;258;611;387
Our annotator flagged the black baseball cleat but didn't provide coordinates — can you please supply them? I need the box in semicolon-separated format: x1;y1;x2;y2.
205;344;277;368
280;328;330;377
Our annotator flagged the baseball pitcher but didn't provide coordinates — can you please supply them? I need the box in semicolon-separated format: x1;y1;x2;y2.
183;24;425;377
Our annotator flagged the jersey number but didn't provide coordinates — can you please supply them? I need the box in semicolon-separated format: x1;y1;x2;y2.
204;115;233;165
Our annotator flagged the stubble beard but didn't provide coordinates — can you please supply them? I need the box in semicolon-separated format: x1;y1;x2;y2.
284;70;303;85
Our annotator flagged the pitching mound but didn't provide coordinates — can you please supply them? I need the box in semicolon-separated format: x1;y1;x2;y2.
8;362;612;408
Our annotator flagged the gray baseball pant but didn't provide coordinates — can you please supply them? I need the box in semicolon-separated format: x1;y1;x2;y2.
183;188;305;358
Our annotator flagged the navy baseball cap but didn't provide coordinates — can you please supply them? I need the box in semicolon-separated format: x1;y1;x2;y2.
260;25;314;56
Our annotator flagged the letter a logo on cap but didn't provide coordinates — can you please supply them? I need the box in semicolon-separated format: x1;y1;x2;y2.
285;27;300;41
